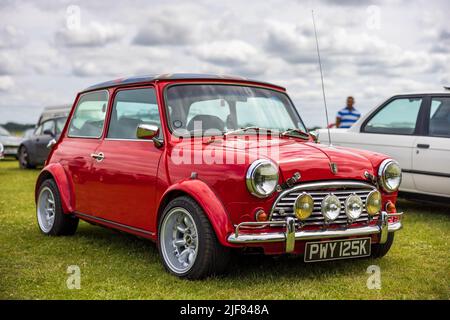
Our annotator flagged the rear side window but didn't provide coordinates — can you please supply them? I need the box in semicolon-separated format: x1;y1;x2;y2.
107;88;161;140
429;97;450;137
364;98;422;135
68;91;109;138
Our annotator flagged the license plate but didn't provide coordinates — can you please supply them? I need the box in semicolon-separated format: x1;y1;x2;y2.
304;238;371;262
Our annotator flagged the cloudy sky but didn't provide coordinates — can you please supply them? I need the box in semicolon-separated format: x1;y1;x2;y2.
0;0;449;127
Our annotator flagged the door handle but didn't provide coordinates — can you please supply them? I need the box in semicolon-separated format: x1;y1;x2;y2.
47;139;56;149
90;152;105;162
417;144;430;149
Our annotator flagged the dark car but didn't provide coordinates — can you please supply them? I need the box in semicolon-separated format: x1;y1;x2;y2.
18;117;67;169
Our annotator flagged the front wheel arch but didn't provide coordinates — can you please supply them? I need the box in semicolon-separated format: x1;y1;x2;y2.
156;180;235;248
157;195;230;279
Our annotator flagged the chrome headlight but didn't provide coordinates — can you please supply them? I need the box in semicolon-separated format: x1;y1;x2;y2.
321;194;341;221
345;194;363;220
378;159;402;193
366;190;382;216
246;159;279;198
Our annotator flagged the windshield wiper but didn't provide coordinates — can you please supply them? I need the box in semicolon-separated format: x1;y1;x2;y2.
280;128;310;140
224;126;274;136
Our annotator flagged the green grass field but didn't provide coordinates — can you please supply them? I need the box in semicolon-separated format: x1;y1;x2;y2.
0;159;449;299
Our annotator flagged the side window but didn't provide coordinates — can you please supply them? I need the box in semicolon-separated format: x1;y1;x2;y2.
364;98;422;135
107;88;161;140
34;125;43;136
68;91;109;138
41;120;55;135
429;97;450;137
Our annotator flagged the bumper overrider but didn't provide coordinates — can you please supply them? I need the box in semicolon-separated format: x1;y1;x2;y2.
228;211;403;252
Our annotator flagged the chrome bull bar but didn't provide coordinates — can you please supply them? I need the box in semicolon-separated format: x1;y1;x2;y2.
228;211;403;253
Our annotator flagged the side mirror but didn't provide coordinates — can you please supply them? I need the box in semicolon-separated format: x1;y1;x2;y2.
309;130;319;143
43;129;55;137
136;124;163;147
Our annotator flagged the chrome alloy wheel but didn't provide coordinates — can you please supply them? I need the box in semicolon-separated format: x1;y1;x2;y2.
160;207;198;274
37;186;56;233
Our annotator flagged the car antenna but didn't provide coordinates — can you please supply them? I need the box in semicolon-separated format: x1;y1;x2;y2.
312;10;332;146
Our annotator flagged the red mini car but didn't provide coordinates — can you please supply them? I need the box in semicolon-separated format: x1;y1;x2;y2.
35;74;403;279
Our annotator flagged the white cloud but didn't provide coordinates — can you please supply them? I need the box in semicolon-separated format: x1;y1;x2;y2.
191;41;259;66
0;25;26;49
55;22;126;47
0;76;14;91
133;14;197;46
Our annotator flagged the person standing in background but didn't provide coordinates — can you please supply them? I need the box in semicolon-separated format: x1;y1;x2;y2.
335;96;361;128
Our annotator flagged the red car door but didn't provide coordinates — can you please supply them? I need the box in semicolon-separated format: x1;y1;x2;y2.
90;87;163;231
60;90;110;215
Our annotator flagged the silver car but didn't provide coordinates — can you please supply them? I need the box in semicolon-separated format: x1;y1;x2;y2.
0;126;22;158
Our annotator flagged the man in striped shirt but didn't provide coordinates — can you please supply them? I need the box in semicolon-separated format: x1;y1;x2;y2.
336;96;361;128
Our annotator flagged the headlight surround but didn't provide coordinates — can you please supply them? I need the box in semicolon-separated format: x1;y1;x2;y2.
378;159;402;193
321;194;341;221
366;190;382;216
294;193;314;220
246;159;279;198
345;194;363;220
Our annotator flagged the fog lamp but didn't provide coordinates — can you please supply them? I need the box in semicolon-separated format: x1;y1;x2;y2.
366;190;382;216
345;194;363;220
294;193;314;220
321;194;341;221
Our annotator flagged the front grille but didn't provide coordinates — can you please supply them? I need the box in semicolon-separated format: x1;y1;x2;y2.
270;182;376;227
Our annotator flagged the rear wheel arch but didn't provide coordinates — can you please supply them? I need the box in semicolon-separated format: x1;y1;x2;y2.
36;164;73;213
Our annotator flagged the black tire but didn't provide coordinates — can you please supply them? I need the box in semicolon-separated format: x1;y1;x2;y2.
18;146;35;169
36;179;79;236
157;196;230;279
371;233;395;258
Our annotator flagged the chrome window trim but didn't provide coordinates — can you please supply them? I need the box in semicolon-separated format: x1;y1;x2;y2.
104;138;155;142
269;180;377;219
105;86;163;141
67;89;110;139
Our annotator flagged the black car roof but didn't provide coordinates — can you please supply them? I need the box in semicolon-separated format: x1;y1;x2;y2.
83;73;285;92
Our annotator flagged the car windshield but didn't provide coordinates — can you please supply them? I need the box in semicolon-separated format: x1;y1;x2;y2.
165;84;306;136
0;126;11;136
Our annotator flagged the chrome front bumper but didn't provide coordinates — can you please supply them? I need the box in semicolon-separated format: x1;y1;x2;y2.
228;211;403;253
